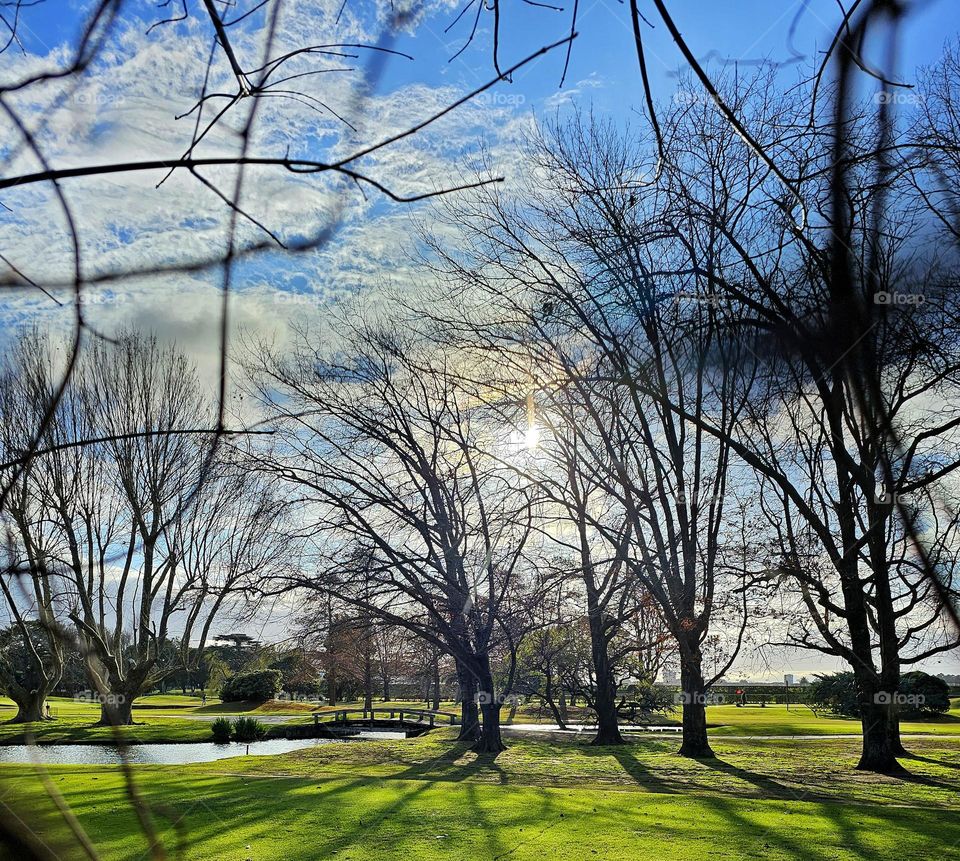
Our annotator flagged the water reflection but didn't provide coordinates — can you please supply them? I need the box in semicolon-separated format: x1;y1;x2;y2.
0;731;406;765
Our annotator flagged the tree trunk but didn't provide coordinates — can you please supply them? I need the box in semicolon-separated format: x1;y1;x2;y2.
431;649;441;711
8;688;51;723
858;702;905;773
856;675;905;774
585;582;626;745
544;669;569;730
473;656;505;754
544;696;568;730
327;670;337;707
678;649;714;758
888;704;908;756
456;660;481;742
558;688;569;724
382;677;391;701
880;659;907;756
363;651;373;711
590;654;625;745
592;697;625;744
97;694;134;726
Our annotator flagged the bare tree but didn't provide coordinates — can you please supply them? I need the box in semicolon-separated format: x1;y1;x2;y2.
0;330;293;724
608;54;960;773
0;331;69;721
421;110;761;757
247;311;538;752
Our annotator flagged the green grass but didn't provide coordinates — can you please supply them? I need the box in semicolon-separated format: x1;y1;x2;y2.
230;727;960;808
129;693;218;709
0;714;215;746
701;703;960;736
0;694;222;718
4;697;959;747
2;729;958;860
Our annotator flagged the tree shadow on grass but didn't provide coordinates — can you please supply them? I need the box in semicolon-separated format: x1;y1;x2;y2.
576;743;681;795
901;752;960;771
391;745;510;785
691;791;878;861
695;755;814;802
891;768;960;791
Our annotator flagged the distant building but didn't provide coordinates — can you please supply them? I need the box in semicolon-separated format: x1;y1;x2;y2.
662;666;678;685
784;674;795;685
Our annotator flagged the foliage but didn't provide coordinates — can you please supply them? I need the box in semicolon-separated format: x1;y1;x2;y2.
899;672;951;717
808;673;861;717
270;651;323;697
0;622;56;695
631;684;677;715
220;670;282;703
211;717;232;743
807;671;952;719
232;716;267;742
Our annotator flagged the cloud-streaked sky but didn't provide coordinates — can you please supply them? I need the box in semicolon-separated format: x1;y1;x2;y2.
1;2;952;355
1;0;957;674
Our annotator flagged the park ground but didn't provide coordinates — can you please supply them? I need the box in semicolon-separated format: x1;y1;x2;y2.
1;696;959;860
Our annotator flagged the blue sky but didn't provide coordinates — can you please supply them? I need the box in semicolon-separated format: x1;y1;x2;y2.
11;1;954;122
3;1;959;674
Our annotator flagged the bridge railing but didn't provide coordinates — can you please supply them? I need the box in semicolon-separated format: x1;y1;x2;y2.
311;707;460;727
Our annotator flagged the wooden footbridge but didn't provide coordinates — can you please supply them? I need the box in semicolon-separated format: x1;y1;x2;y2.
311;707;460;736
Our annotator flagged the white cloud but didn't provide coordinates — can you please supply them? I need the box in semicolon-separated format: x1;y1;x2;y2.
544;72;606;108
0;4;530;370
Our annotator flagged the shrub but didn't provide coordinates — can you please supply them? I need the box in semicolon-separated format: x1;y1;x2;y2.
808;672;860;717
807;670;951;719
617;684;676;718
898;671;951;717
211;716;232;743
219;669;282;703
233;716;267;742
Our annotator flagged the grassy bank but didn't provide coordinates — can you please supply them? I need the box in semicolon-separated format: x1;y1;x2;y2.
704;703;960;736
1;729;958;860
2;697;958;746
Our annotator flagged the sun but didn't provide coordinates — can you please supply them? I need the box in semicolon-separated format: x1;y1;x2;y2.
524;423;540;450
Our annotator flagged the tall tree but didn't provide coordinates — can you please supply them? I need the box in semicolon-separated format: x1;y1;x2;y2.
0;332;69;722
248;314;538;752
422;111;760;757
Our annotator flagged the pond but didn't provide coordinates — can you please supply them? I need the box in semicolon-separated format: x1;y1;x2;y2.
0;731;407;766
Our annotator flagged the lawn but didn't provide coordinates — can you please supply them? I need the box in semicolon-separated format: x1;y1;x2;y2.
1;729;958;861
702;702;960;736
0;713;215;746
0;696;244;746
3;697;959;747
